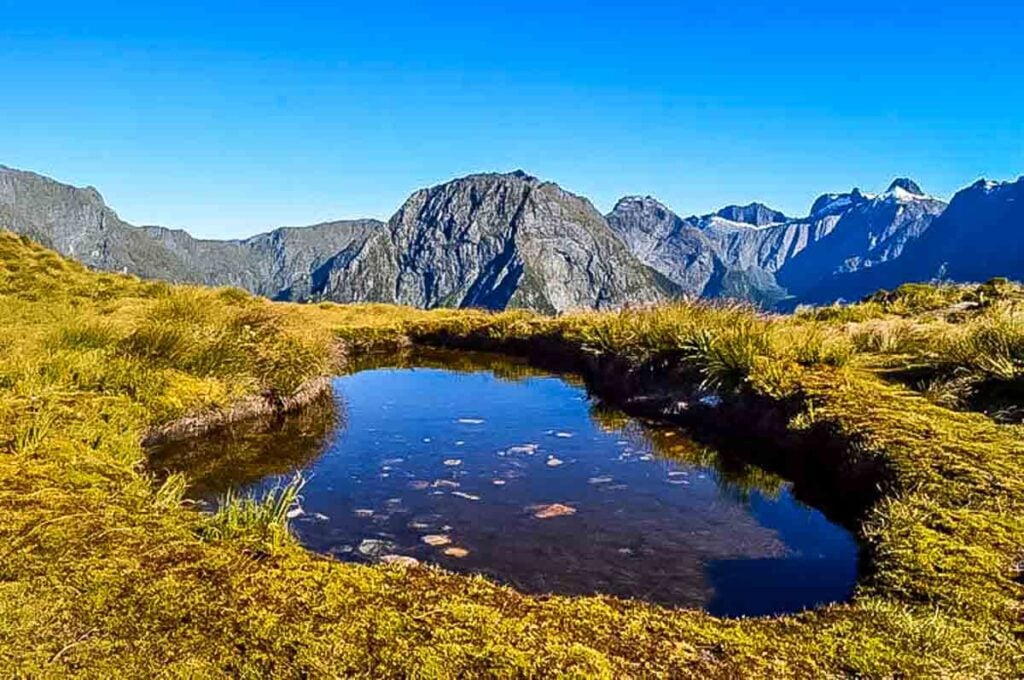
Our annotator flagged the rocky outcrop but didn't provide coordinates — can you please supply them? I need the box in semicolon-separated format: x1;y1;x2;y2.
322;172;673;312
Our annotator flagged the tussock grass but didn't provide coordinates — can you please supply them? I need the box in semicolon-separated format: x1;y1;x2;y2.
201;474;305;548
1;230;1022;677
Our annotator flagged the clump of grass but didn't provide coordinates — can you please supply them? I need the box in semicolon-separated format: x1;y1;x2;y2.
934;305;1024;380
200;473;305;549
683;322;772;391
52;318;119;350
848;319;927;355
864;282;969;316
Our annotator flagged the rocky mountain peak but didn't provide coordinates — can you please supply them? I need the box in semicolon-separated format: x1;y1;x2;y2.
887;178;924;195
714;202;788;227
324;171;670;313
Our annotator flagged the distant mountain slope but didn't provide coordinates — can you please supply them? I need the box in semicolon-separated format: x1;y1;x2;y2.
322;172;672;312
605;196;724;296
608;178;948;305
714;202;788;226
0;165;382;299
2;163;1021;310
805;177;1024;301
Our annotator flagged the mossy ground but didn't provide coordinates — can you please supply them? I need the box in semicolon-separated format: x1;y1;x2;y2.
0;231;1021;677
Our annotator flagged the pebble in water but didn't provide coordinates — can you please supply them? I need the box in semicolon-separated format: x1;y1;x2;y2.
506;444;539;455
432;479;460;489
380;554;420;567
532;503;577;519
546;457;564;467
358;539;395;557
422;534;451;547
443;547;469;558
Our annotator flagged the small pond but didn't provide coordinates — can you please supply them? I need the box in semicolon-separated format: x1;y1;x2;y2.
150;350;858;616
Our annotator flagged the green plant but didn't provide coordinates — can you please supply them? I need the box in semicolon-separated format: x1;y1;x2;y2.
200;473;306;548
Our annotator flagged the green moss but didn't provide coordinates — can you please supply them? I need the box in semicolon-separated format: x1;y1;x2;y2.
1;231;1023;677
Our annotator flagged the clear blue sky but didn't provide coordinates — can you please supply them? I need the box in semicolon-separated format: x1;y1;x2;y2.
2;1;1022;239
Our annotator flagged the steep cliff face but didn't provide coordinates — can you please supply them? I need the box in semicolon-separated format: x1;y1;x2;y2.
135;220;381;299
4;162;1020;312
0;165;383;300
699;181;945;290
0;166;194;279
608;178;946;305
772;183;944;298
605;196;722;296
605;196;793;306
325;172;672;312
813;177;1024;301
714;202;788;227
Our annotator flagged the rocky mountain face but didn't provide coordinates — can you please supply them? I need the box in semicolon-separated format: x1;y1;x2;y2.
811;176;1024;301
0;165;382;300
0;166;670;312
607;178;948;305
714;202;787;227
321;172;673;312
605;196;724;296
3;162;1022;311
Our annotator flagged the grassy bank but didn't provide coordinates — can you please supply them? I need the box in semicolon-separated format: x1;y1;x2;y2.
1;231;1021;677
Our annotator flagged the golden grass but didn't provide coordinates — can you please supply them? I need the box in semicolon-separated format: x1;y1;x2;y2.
0;231;1022;677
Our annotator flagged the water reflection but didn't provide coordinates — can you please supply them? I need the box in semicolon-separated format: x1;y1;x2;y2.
149;349;857;616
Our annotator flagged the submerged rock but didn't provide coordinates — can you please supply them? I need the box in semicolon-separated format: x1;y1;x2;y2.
546;457;564;467
358;539;395;557
380;554;420;567
443;547;470;558
506;444;539;455
432;479;460;489
532;503;577;519
421;534;452;547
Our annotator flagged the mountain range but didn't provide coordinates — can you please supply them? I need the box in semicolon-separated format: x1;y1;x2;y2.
1;163;1021;312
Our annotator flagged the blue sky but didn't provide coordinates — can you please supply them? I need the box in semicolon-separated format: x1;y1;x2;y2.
1;1;1022;239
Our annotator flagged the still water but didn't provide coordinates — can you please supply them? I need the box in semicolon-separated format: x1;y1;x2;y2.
150;352;857;616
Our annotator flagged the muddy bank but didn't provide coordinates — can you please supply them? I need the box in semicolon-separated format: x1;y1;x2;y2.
142;376;334;446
